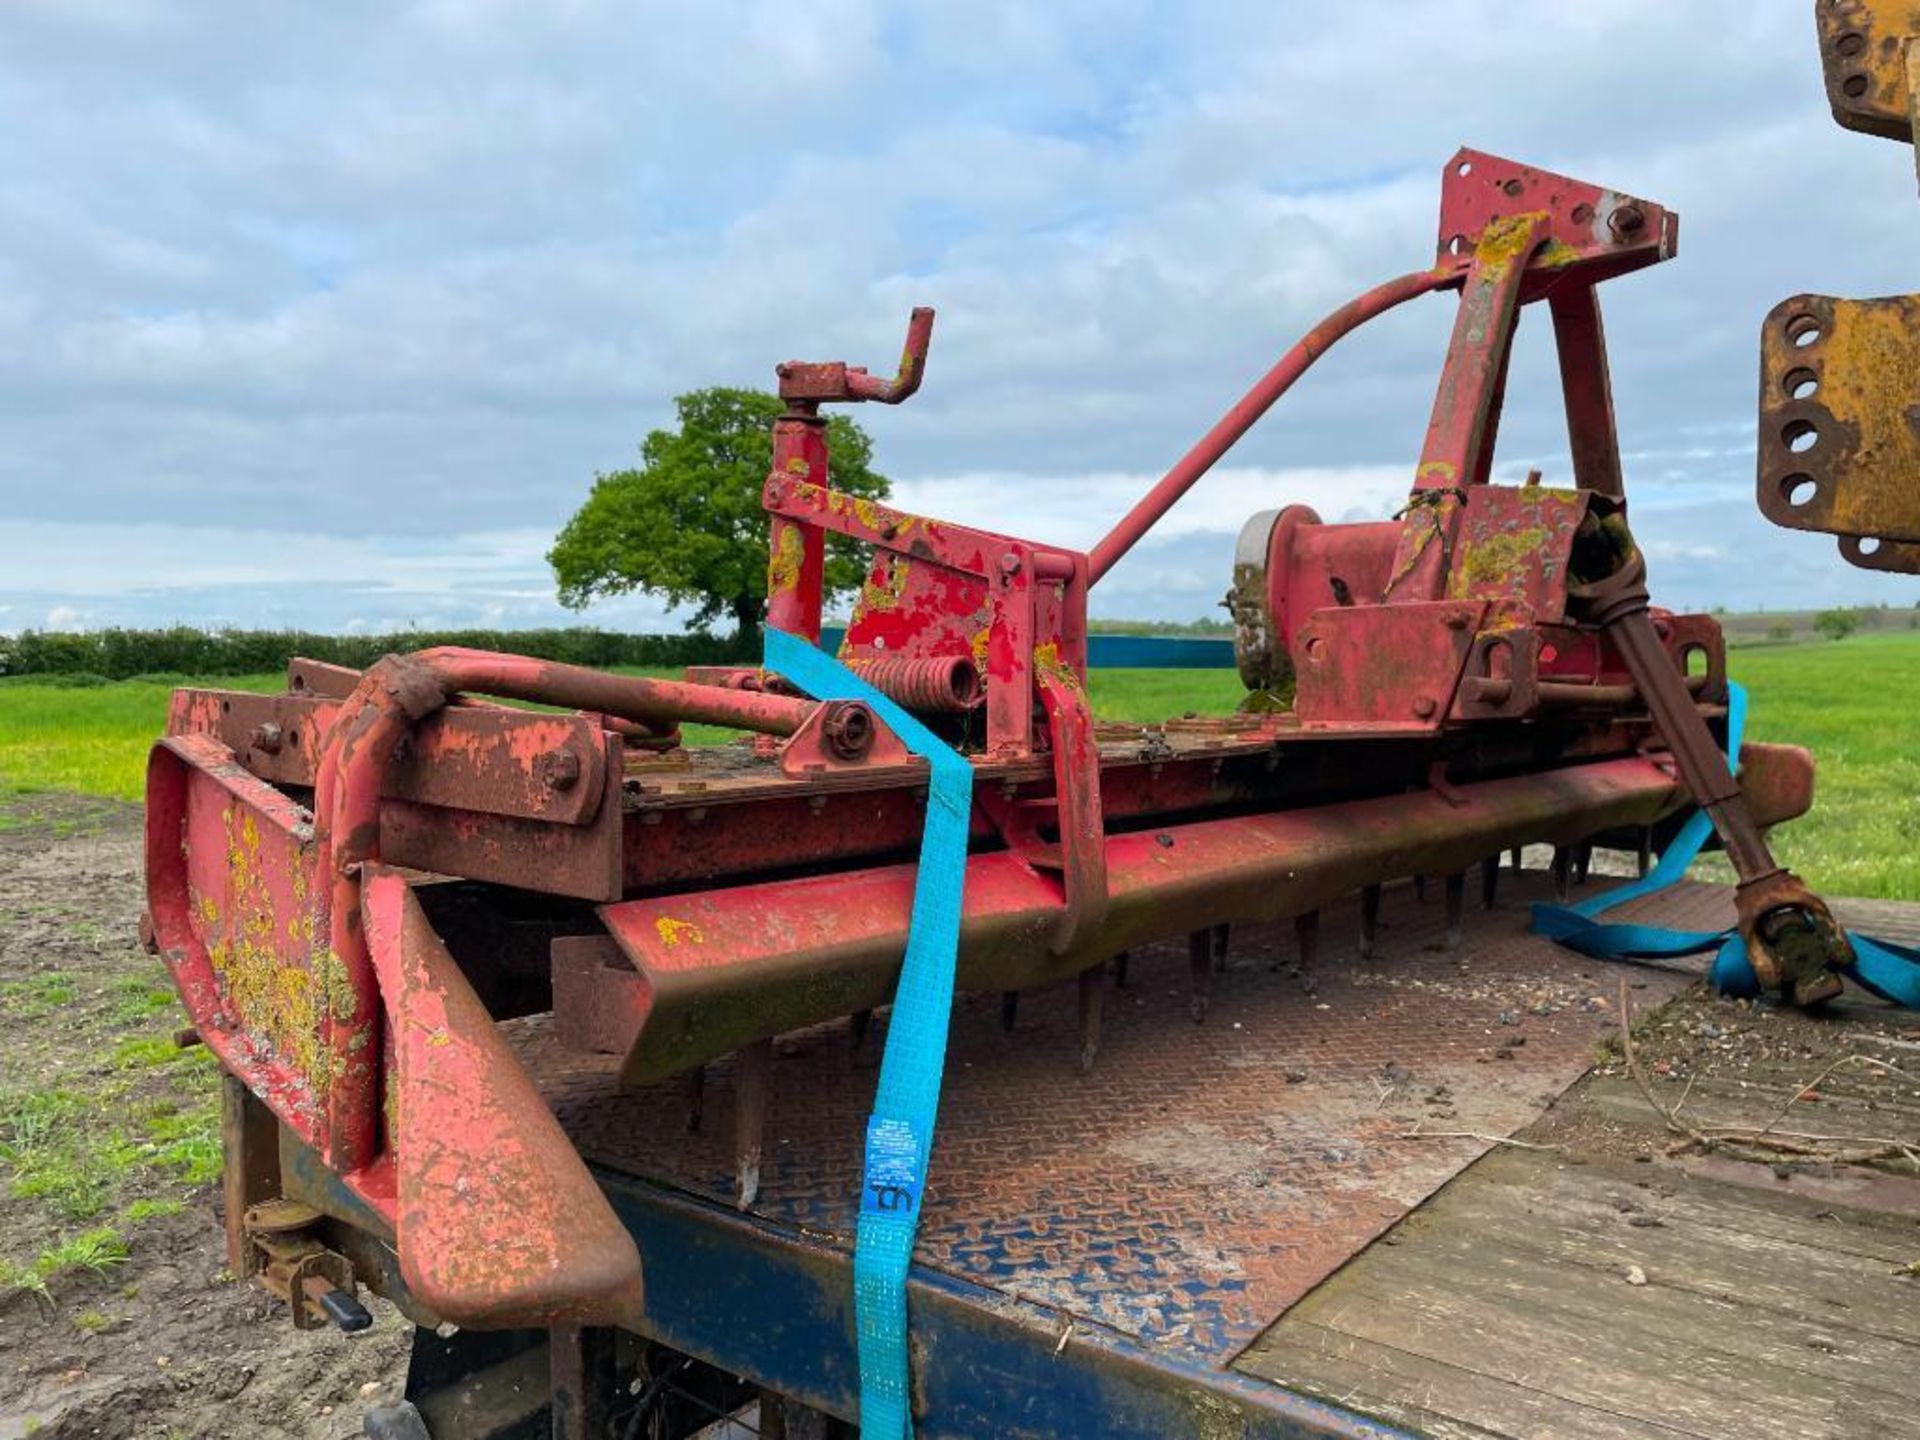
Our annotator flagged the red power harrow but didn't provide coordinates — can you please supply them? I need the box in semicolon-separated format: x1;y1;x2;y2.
144;149;1846;1339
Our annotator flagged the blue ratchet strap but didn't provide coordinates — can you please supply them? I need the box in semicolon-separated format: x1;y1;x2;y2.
1531;681;1920;1007
762;628;974;1440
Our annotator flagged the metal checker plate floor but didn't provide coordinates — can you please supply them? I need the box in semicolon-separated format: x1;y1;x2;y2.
509;869;1714;1363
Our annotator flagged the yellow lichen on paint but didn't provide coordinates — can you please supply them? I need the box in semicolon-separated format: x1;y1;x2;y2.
767;522;807;596
655;916;705;948
1471;212;1548;280
785;456;810;474
856;556;911;614
203;800;342;1100
1032;640;1089;700
1448;526;1551;598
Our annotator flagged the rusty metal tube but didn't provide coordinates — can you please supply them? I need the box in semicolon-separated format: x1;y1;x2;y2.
415;647;813;736
1088;268;1452;584
1534;674;1710;707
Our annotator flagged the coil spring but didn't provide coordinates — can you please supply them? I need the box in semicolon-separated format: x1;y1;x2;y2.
841;655;984;713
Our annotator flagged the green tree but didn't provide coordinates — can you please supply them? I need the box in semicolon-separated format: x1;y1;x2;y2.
1812;607;1860;642
549;388;890;641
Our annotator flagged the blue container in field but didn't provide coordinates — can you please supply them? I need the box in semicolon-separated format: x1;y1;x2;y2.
817;627;1233;670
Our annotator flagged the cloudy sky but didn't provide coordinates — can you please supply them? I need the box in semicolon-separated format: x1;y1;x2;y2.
1;0;1914;636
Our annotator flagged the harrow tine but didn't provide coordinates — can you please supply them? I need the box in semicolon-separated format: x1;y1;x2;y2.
1551;846;1572;902
1188;930;1213;1023
849;1008;873;1050
684;1064;706;1135
1077;966;1104;1074
735;1039;772;1211
1295;909;1320;975
1212;922;1231;972
1480;854;1500;909
1573;843;1593;886
1359;884;1381;960
1413;874;1428;902
1000;991;1020;1033
1510;845;1525;873
1443;872;1465;949
1636;827;1653;878
1111;951;1131;989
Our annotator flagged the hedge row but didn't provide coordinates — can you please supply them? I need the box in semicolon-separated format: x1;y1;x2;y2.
0;626;753;680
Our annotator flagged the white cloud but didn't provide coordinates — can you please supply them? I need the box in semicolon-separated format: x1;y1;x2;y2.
0;2;1911;626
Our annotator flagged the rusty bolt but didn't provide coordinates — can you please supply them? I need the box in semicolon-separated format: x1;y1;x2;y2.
821;702;874;761
1412;695;1439;719
249;722;284;755
1444;611;1471;630
536;748;581;792
1608;205;1646;239
999;552;1022;576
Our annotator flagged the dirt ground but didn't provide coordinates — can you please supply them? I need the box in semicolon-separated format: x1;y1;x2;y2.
0;797;410;1439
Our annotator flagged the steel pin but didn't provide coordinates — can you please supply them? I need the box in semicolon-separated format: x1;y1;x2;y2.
1480;854;1500;909
1000;991;1019;1033
1444;871;1465;949
1551;845;1572;902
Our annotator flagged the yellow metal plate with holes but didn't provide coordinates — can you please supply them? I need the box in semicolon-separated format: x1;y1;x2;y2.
1756;292;1920;544
1819;0;1920;143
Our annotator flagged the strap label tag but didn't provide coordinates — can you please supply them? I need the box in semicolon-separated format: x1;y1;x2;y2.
862;1116;924;1220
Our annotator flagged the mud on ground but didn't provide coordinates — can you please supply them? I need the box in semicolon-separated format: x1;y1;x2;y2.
0;796;409;1439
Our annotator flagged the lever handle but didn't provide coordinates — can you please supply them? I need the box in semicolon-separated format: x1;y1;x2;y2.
777;308;935;406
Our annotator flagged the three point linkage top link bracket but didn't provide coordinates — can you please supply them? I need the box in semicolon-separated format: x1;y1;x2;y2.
1758;3;1920;574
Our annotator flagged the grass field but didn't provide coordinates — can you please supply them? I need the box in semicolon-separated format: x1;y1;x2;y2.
1;639;1913;895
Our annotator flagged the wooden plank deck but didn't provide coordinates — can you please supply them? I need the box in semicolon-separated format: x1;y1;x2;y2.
1237;893;1920;1440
